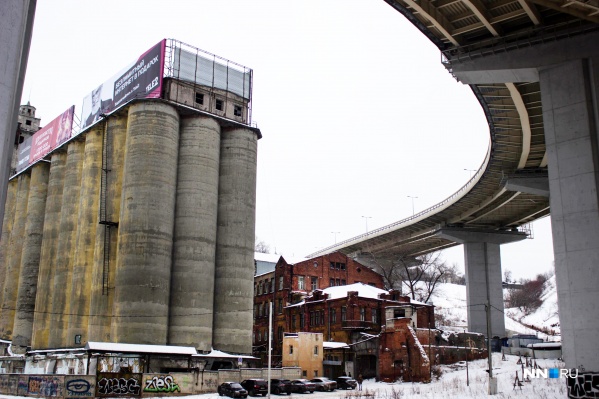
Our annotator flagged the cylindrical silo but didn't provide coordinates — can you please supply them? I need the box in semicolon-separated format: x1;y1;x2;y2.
48;140;85;348
31;151;67;349
88;113;127;343
213;127;258;354
67;126;103;346
12;162;50;353
0;180;17;318
169;115;220;350
0;174;30;340
112;101;179;345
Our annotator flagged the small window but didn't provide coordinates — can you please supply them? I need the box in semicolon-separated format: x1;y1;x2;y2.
330;309;337;323
330;278;334;286
234;105;242;116
372;309;378;324
215;99;224;111
360;307;366;321
25;120;32;126
195;92;204;104
341;279;346;286
314;370;318;377
298;276;305;290
289;345;294;355
302;370;307;377
314;346;318;355
341;307;346;321
394;308;406;318
311;277;318;291
278;299;283;314
279;276;284;290
278;326;283;341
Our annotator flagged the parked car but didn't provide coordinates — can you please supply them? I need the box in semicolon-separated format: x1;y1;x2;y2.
270;379;291;395
336;376;357;390
310;377;337;391
288;379;316;393
218;382;248;398
240;379;268;396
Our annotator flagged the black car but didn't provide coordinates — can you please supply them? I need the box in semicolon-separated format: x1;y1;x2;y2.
240;379;268;396
336;376;357;390
218;382;248;398
310;377;337;391
288;379;316;393
270;379;291;395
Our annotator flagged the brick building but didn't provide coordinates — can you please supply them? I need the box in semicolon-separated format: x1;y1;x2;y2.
252;253;435;381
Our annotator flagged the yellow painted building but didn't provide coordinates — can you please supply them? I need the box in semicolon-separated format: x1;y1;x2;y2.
282;332;323;379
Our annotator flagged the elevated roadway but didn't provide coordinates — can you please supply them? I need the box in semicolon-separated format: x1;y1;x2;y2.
310;0;598;392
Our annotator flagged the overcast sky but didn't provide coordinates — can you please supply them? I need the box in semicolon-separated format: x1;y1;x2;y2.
21;0;554;280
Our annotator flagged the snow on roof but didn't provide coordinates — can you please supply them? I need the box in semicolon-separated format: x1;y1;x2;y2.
85;342;197;355
527;342;562;349
194;349;257;359
254;252;281;264
320;283;388;300
323;342;350;349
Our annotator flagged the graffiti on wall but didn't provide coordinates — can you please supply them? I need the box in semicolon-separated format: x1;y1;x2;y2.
568;372;599;398
27;376;64;397
143;375;180;393
97;373;142;397
65;376;95;398
0;374;19;395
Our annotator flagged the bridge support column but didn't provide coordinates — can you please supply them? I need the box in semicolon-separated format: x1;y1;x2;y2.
540;58;599;375
437;228;526;337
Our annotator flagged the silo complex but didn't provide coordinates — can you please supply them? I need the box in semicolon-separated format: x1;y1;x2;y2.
0;41;260;354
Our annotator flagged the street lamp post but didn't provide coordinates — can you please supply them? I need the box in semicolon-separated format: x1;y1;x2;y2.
331;231;340;244
361;216;372;234
407;196;418;216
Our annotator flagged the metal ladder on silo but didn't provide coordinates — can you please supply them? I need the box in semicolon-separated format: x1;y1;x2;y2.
99;116;118;295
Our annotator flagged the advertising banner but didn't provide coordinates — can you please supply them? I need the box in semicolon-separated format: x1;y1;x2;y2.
29;105;75;165
81;40;165;131
15;105;74;174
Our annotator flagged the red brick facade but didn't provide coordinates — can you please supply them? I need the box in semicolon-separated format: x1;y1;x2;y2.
252;252;436;382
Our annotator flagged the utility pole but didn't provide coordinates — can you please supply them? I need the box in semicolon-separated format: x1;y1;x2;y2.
407;196;418;216
267;301;272;398
361;216;371;234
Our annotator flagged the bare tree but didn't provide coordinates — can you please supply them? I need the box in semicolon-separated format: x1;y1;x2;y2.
255;238;271;254
399;251;448;303
359;251;448;302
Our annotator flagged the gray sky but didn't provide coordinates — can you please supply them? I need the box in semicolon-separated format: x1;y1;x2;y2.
21;0;554;280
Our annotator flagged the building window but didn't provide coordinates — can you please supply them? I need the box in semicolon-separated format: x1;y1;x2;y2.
372;309;378;324
25;120;32;126
216;99;224;111
195;92;204;104
298;276;305;290
314;311;320;326
330;278;335;286
259;303;263;317
278;326;283;341
234;104;242;116
340;263;346;270
360;307;366;321
310;311;315;326
278;299;283;314
302;370;307;377
292;314;296;329
394;308;406;318
279;276;284;290
341;307;346;321
300;314;305;329
311;277;318;291
271;278;275;292
336;279;341;286
254;284;257;296
341;279;346;286
330;309;336;323
314;346;318;355
289;345;294;354
330;262;335;269
314;370;318;377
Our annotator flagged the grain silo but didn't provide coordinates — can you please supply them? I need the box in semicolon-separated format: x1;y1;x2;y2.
0;39;261;355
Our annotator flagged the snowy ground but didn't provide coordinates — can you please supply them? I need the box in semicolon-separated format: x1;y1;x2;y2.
430;279;560;341
0;354;566;399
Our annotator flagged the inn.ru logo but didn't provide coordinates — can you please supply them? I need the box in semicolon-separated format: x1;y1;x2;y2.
524;368;579;379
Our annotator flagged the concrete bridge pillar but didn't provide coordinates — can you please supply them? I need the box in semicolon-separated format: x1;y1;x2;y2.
540;57;599;374
437;228;526;337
